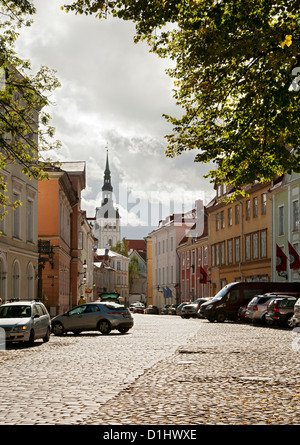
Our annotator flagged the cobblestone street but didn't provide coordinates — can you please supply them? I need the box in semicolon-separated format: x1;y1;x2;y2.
1;314;299;426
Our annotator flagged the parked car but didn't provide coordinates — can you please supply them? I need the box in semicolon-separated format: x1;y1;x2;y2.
181;298;210;319
245;294;276;324
290;298;300;328
133;304;145;314
0;300;51;346
176;303;189;316
168;304;178;315
200;281;300;323
265;296;298;327
237;305;248;321
51;302;134;335
161;305;170;315
145;305;159;314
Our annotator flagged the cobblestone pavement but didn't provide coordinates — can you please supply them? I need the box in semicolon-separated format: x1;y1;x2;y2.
0;314;199;425
1;314;299;426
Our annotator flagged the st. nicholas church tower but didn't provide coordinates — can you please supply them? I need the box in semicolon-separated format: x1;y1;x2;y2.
94;150;120;249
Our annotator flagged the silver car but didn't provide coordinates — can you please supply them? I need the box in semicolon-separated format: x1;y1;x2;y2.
0;300;51;345
51;302;134;335
181;298;210;319
245;295;275;324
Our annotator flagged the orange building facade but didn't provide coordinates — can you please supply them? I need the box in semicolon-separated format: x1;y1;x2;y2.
38;163;86;316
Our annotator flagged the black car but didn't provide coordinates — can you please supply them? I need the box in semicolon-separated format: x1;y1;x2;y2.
145;305;159;314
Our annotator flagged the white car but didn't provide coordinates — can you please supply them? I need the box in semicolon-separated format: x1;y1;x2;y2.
0;300;51;346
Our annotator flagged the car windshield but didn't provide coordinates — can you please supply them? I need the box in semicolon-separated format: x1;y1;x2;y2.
0;305;31;318
212;283;236;301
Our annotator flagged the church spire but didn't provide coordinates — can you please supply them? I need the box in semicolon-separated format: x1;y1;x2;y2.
102;149;113;194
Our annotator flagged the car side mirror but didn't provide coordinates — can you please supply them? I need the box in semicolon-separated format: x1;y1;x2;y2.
34;314;40;319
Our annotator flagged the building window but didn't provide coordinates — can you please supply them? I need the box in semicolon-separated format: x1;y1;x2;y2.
216;213;219;231
0;213;5;235
246;200;250;220
182;253;185;268
245;234;251;261
252;232;259;259
27;199;34;243
13;193;21;239
253;197;258;218
293;200;299;232
221;242;225;265
235;237;240;263
261;193;267;215
227;239;233;264
211;245;215;267
204;245;208;265
12;260;20;299
235;204;240;224
221;211;225;229
228;208;232;226
278;205;284;236
216;244;220;266
260;230;267;258
191;250;195;273
26;262;34;299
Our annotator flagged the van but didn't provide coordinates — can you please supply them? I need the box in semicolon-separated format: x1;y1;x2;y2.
199;282;300;323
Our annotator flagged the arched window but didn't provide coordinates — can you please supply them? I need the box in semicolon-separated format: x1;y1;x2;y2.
0;255;7;302
26;262;35;299
12;260;20;299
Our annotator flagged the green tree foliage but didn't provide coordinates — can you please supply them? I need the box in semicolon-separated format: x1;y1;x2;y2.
64;0;300;189
0;0;61;216
128;255;139;286
110;237;129;257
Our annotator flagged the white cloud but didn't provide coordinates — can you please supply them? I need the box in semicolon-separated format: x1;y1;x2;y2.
15;0;215;237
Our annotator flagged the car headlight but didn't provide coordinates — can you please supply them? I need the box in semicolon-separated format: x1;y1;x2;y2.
204;304;213;310
12;325;28;332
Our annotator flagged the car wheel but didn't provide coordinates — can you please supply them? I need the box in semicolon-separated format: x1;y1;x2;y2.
52;322;65;336
216;311;226;323
43;327;50;343
98;320;111;335
118;327;130;334
28;330;35;346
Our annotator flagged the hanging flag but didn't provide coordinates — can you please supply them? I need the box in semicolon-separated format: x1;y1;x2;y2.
288;242;300;269
276;244;287;272
166;287;173;299
199;267;207;284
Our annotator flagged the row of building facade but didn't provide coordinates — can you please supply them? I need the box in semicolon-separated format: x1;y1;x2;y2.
1;153;300;314
146;173;300;309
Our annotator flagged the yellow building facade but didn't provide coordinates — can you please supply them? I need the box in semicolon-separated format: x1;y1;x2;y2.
207;182;273;297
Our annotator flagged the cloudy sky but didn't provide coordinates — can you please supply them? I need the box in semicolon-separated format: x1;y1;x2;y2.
16;1;215;238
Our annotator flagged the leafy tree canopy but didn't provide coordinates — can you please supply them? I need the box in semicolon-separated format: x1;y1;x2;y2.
0;0;61;215
110;237;129;257
64;0;300;190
